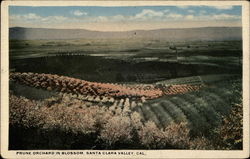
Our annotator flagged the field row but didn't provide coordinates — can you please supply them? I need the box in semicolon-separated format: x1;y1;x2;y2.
156;74;239;85
133;81;239;134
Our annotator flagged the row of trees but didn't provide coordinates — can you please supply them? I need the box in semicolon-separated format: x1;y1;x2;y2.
9;93;213;149
161;84;203;95
10;72;163;100
10;72;204;103
58;92;144;109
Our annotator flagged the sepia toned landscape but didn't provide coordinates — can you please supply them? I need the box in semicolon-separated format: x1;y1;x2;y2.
9;6;243;150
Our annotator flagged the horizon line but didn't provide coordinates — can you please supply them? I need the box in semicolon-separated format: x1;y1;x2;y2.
9;26;242;33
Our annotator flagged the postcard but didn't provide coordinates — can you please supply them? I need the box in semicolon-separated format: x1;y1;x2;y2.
1;0;249;158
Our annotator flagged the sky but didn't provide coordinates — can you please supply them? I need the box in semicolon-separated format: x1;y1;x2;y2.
9;6;242;31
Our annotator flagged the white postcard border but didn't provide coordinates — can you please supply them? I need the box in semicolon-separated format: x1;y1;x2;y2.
1;1;249;158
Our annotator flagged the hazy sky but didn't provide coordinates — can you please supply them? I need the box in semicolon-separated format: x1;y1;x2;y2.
9;6;242;31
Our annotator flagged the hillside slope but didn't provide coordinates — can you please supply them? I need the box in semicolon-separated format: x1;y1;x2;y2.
9;27;242;41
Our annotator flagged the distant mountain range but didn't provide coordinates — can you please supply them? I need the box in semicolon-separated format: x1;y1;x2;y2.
9;27;242;41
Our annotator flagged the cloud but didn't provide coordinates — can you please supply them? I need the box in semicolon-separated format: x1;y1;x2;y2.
94;16;109;22
132;9;186;21
187;10;195;13
185;15;194;20
23;13;42;20
10;13;69;24
199;10;207;15
134;9;164;19
163;9;170;13
211;13;240;20
71;10;88;16
112;15;126;21
41;16;68;22
10;10;241;29
9;15;21;21
10;13;42;21
10;13;40;21
210;6;233;10
165;13;183;19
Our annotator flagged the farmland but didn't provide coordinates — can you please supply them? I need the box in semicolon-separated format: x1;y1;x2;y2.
9;38;242;150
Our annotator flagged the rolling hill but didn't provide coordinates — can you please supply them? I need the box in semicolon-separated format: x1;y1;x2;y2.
9;27;242;41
